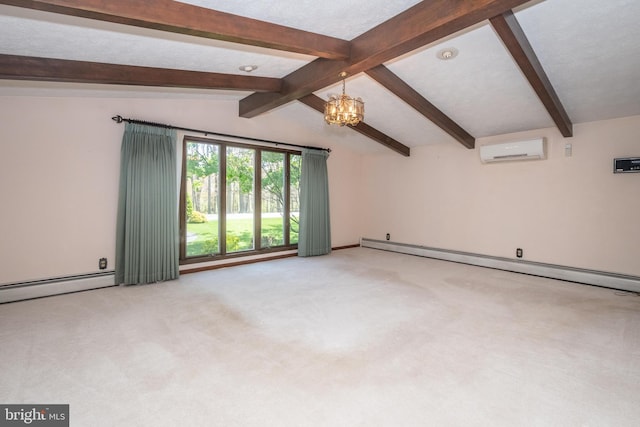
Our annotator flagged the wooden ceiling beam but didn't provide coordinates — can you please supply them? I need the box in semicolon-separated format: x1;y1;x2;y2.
0;54;282;92
239;0;532;118
298;94;410;157
0;0;351;60
366;65;475;149
490;11;573;137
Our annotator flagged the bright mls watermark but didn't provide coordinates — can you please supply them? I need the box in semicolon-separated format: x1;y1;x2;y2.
0;405;68;426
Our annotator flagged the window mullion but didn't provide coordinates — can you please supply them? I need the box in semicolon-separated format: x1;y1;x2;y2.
255;149;262;250
284;154;291;247
179;138;188;259
220;146;227;255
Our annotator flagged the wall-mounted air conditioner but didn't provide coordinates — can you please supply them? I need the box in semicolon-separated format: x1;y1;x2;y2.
479;138;546;163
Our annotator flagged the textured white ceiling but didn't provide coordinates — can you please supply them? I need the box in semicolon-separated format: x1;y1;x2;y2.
177;0;423;39
385;23;556;138
1;0;639;154
0;5;312;77
515;0;640;123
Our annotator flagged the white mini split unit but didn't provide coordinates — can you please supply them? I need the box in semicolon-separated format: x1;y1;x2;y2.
479;138;546;163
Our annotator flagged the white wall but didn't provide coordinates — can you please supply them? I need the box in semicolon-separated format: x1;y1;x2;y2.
0;97;121;284
327;144;363;247
2;93;637;283
0;95;362;284
360;115;640;277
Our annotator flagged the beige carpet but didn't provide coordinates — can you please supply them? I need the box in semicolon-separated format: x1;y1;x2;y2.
1;247;639;426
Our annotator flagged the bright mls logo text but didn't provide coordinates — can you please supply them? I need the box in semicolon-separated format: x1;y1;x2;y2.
1;405;69;426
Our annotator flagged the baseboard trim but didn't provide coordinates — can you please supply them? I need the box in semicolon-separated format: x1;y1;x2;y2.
2;243;361;303
333;244;360;251
361;238;640;293
0;272;116;304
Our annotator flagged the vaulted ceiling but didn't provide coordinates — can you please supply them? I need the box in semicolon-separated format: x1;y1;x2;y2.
1;0;639;156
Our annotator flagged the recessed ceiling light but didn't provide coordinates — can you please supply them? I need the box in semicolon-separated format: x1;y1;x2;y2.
436;48;459;60
239;65;258;72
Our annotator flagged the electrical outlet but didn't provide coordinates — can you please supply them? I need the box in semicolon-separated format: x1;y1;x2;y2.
516;248;523;258
386;233;390;241
99;258;107;270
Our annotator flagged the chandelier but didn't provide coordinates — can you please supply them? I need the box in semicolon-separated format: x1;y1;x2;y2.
324;72;364;126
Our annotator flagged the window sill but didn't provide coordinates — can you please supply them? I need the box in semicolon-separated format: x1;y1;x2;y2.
179;246;298;273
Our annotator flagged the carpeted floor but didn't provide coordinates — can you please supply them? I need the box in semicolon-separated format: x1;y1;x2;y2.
1;247;639;426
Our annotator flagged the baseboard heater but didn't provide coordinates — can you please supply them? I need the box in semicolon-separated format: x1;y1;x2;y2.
361;238;640;293
0;271;116;304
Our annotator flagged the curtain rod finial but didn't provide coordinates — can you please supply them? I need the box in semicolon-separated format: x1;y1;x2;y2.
112;115;123;123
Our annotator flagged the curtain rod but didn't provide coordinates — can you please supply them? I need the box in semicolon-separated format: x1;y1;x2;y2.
111;115;331;153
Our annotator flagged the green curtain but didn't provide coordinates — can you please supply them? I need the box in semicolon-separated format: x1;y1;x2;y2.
298;149;331;257
115;123;179;285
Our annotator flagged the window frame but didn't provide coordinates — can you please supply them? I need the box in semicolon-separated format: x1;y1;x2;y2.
179;135;300;265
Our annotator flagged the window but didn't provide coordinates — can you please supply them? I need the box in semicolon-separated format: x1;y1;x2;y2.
180;136;301;262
